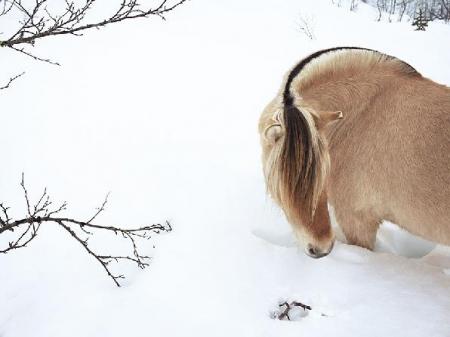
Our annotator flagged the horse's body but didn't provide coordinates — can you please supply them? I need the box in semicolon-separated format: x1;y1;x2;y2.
259;47;450;257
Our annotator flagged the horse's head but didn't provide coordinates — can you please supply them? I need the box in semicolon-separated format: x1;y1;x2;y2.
259;98;343;258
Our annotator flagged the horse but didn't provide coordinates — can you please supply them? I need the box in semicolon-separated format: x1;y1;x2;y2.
259;47;450;258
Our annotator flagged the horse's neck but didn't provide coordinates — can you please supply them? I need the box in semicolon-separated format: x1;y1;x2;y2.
300;72;388;145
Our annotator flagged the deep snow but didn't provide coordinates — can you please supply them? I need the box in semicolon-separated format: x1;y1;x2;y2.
1;0;449;336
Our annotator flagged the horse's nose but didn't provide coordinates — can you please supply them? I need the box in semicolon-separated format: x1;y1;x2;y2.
305;241;334;259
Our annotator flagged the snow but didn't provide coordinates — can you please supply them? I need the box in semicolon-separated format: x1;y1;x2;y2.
1;0;450;336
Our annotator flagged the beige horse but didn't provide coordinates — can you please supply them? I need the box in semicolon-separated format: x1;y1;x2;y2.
259;47;450;258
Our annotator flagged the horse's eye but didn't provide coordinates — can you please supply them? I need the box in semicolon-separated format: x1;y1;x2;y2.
264;124;283;144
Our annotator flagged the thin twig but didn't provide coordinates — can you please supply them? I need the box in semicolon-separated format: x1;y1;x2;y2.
8;45;60;65
0;72;25;90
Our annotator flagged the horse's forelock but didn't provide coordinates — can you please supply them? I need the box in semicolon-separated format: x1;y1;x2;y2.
265;104;328;227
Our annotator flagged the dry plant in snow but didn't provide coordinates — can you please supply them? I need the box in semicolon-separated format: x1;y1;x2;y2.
0;174;172;286
0;0;188;89
297;13;316;40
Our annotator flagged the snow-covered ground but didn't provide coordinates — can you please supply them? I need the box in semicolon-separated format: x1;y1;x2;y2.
1;0;449;336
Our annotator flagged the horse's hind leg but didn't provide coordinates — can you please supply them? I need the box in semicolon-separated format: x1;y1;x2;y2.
334;208;381;250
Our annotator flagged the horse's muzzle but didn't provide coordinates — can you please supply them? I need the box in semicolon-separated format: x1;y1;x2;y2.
305;241;334;259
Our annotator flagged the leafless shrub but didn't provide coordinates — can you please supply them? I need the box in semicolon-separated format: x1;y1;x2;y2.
374;0;449;23
350;0;359;11
0;174;172;286
297;13;316;40
377;0;385;21
398;0;411;21
0;0;188;89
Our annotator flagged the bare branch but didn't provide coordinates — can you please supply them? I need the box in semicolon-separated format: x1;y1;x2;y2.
0;0;188;89
20;172;32;217
86;192;109;224
57;220;125;287
297;13;315;40
0;174;172;286
0;71;25;90
8;45;60;65
1;0;188;48
0;203;11;227
0;0;14;16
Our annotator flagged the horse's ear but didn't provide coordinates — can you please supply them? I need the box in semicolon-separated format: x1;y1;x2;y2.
264;124;283;144
316;110;343;129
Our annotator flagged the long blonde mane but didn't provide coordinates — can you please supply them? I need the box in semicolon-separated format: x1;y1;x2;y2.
264;101;329;229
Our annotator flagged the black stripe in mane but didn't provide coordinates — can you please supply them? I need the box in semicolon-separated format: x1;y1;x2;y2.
282;47;418;106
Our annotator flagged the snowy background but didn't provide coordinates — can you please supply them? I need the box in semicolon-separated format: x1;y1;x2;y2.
1;0;450;336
